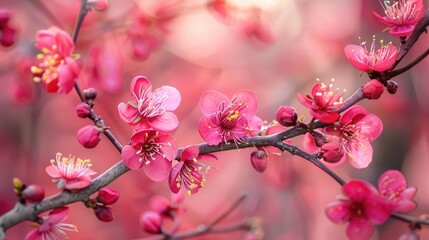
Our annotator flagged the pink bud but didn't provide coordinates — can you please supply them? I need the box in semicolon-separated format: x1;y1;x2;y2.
276;106;297;127
75;102;91;118
77;125;101;148
362;80;384;100
94;206;114;222
87;0;109;12
320;142;343;163
386;80;398;94
1;25;15;47
21;184;45;203
149;195;171;214
140;211;162;234
250;148;268;173
0;9;10;27
97;187;119;205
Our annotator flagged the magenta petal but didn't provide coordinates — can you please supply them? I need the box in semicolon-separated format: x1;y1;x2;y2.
378;170;406;196
346;140;373;169
198;117;222;145
118;102;139;123
311;110;339;124
143;155;172;182
233;90;258;118
346;217;374;240
155;86;181;111
365;196;392;224
340;106;367;126
155;134;178;161
343;181;371;202
122;145;143;169
24;229;39;240
169;161;184;193
344;45;371;72
389;25;415;38
356;113;383;142
57;64;76;93
181;146;199;161
64;175;91;190
396;199;417;213
325;201;350;224
131;76;151;97
198;153;218;161
373;45;398;72
199;90;229;117
48;207;69;223
148;112;179;132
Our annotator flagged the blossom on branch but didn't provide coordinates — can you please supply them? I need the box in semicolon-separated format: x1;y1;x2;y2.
373;0;425;38
121;129;177;181
169;145;217;195
198;90;258;145
297;79;344;124
25;207;77;240
344;37;398;73
325;105;383;168
326;180;393;240
31;26;79;93
45;152;96;190
118;76;181;132
377;170;417;213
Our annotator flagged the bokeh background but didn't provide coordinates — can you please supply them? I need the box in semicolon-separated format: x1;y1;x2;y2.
1;0;429;239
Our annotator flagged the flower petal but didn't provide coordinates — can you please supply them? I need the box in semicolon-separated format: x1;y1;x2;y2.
344;45;371;72
233;90;258;118
148;112;179;132
181;145;199;161
155;86;181;111
169;161;184;193
199;90;229;117
198;117;222;145
144;155;172;182
122;145;143;169
131;76;152;98
325;201;350;224
118;102;139;123
346;217;374;240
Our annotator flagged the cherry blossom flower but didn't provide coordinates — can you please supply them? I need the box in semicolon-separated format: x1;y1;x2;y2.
326;180;393;240
45;153;96;190
31;26;79;94
198;90;258;145
169;145;217;195
297;79;344;124
326;105;383;168
377;170;417;213
25;207;77;240
121;129;178;181
344;37;398;73
373;0;425;38
118;76;181;132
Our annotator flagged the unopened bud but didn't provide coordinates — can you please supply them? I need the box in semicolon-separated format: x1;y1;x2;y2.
87;0;109;12
75;102;91;118
320;142;343;163
250;148;268;173
97;187;119;205
22;184;45;203
77;125;101;148
0;9;10;27
1;25;15;47
83;88;97;105
94;206;114;222
150;195;171;215
276;106;297;127
386;80;398;94
140;211;162;234
362;80;384;100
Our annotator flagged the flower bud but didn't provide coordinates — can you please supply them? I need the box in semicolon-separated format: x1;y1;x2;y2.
250;148;268;173
1;25;15;47
22;184;45;203
386;80;398;94
0;9;10;27
140;211;162;234
94;206;114;222
83;88;97;104
97;187;120;205
276;106;297;127
87;0;109;12
320;142;343;163
362;80;384;100
75;102;91;118
77;125;101;148
149;195;171;215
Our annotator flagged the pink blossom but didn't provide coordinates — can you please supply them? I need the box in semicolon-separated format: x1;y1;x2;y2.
25;207;77;240
362;80;385;100
377;170;417;213
45;153;96;190
0;9;16;47
297;79;344;123
373;0;425;38
118;76;181;132
198;90;258;145
326;180;393;240
31;26;79;94
121;129;178;181
169;145;217;195
344;37;398;73
326;105;383;168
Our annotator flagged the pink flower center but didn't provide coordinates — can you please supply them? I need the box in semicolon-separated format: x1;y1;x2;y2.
340;124;358;139
381;0;420;25
136;86;169;118
135;132;169;165
354;38;397;69
31;45;65;83
210;99;248;139
350;202;365;217
51;153;92;180
175;161;212;195
313;80;344;110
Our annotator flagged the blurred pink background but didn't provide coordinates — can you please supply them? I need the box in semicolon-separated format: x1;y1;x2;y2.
1;0;429;239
